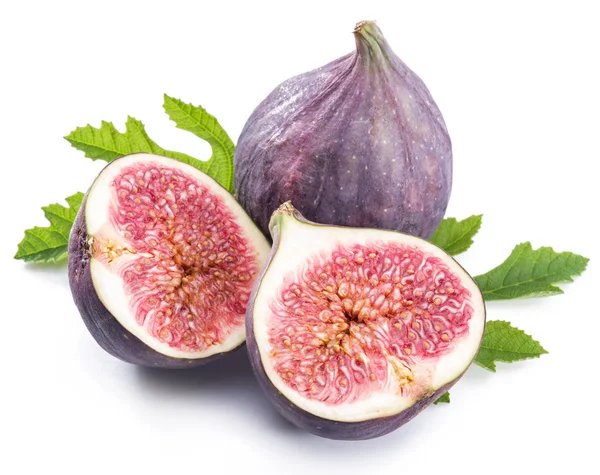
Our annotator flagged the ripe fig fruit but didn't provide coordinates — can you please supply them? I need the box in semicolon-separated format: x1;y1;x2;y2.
235;20;452;240
69;153;270;368
246;203;485;440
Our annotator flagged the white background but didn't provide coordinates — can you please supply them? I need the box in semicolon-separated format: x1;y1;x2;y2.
1;1;598;473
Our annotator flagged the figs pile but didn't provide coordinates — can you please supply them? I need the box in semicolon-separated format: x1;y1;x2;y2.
234;20;452;239
69;21;484;440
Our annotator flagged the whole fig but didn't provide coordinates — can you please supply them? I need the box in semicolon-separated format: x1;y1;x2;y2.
234;20;452;239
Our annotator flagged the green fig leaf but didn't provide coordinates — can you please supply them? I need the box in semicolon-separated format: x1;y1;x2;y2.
434;392;450;405
14;192;84;263
163;94;235;193
474;320;548;372
474;243;589;300
65;115;212;172
429;215;482;256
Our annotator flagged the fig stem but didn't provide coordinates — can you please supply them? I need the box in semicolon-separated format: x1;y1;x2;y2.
353;20;369;33
352;20;375;33
268;201;296;237
353;20;389;64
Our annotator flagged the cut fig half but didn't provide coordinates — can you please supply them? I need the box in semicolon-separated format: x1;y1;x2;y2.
246;203;485;439
69;153;270;368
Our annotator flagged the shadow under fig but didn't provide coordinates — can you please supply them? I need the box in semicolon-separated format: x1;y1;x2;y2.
134;345;300;433
25;260;68;271
25;260;69;286
133;347;494;443
135;345;254;389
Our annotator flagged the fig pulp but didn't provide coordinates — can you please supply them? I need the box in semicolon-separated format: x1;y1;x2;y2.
69;153;270;368
235;20;452;240
246;203;485;440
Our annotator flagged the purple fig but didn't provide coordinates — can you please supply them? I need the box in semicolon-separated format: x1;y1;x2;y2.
235;20;452;239
69;153;270;368
246;203;485;440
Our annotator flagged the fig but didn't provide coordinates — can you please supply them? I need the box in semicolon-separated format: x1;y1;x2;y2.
246;203;485;440
69;153;270;368
235;20;452;240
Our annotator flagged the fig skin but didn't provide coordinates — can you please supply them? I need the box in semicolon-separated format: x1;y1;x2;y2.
235;20;452;240
68;195;236;368
245;203;485;440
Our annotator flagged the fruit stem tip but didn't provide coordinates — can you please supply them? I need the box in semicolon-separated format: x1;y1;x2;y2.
352;20;389;63
268;201;298;237
353;20;377;34
276;201;295;216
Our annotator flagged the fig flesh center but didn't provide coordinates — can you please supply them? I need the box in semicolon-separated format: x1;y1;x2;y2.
268;242;473;405
87;158;260;355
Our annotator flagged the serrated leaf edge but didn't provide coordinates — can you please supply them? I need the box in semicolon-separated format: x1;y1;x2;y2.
14;192;84;263
474;320;548;372
476;242;589;300
441;215;482;255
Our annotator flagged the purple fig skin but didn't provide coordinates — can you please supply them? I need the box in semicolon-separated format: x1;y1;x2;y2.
235;21;452;240
68;195;238;369
245;204;483;440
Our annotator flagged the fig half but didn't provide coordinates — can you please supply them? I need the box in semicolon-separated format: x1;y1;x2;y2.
247;203;485;439
69;153;270;368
